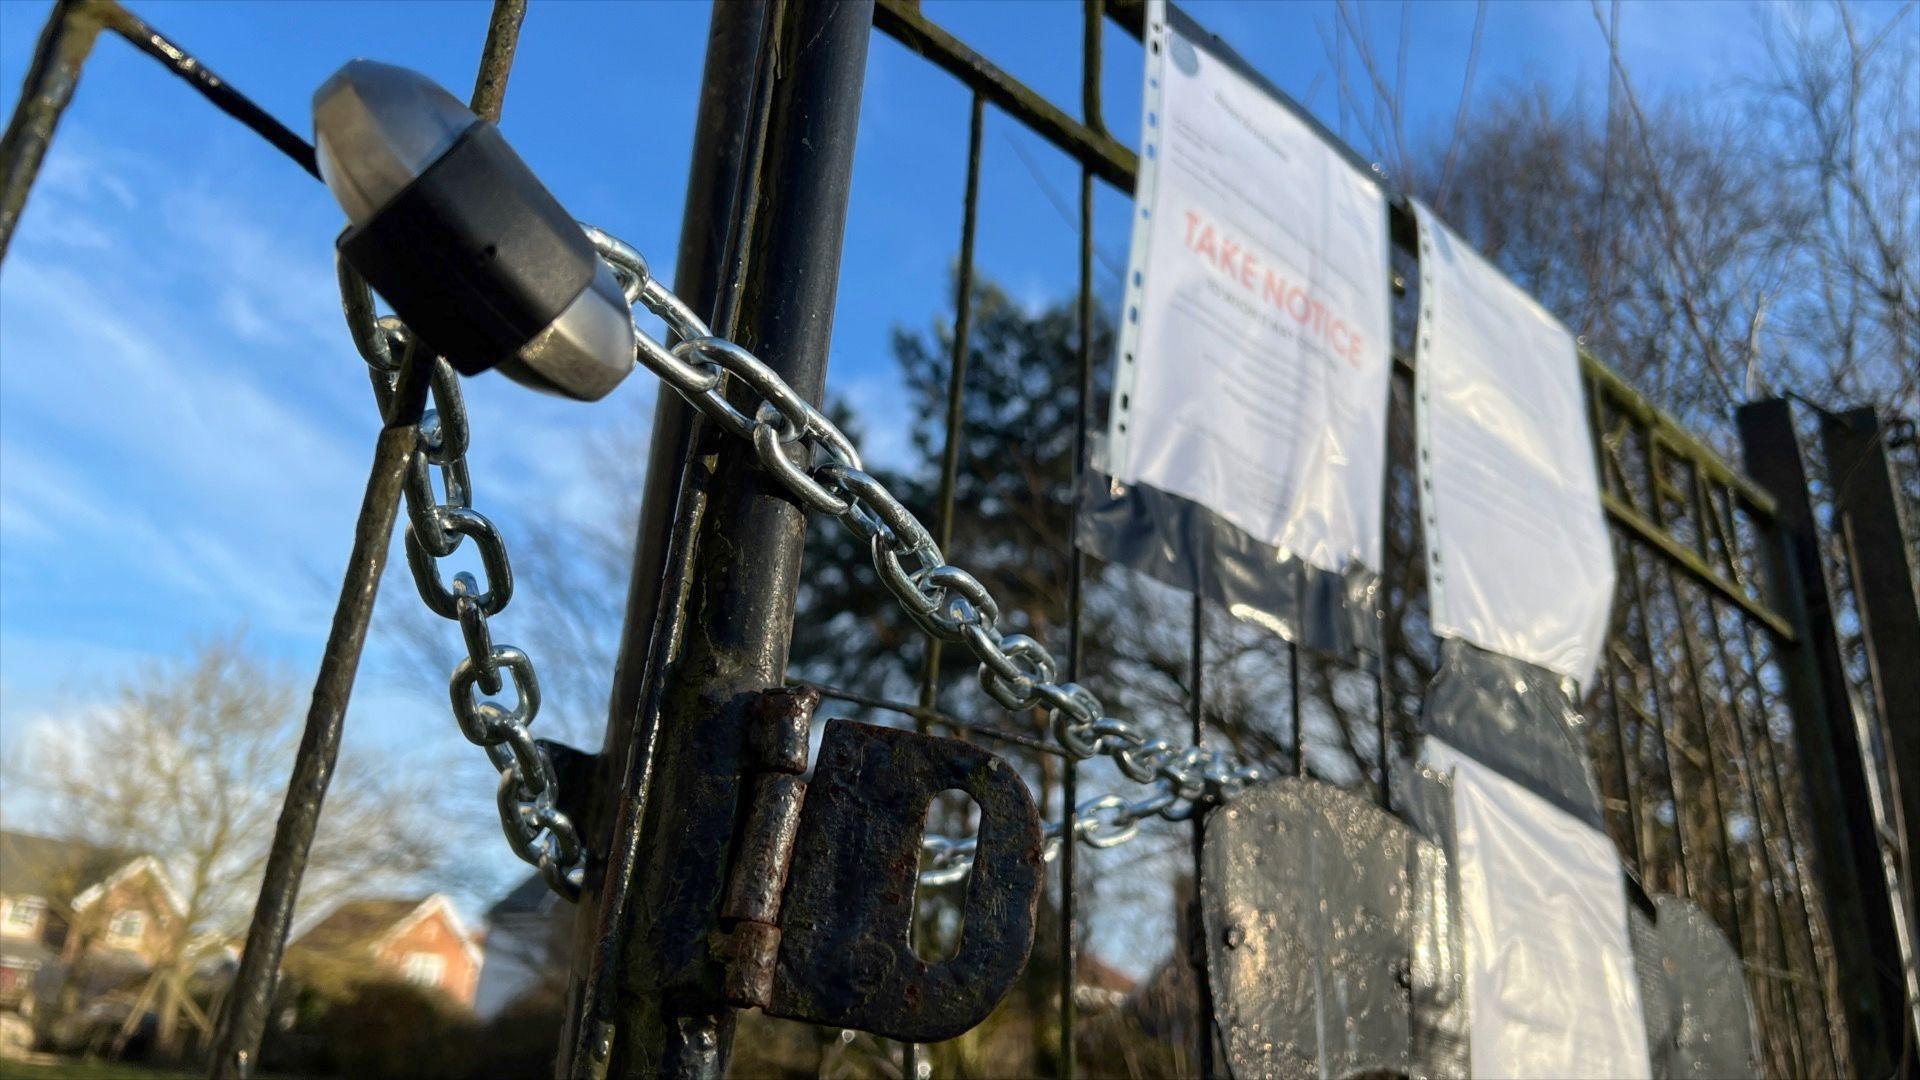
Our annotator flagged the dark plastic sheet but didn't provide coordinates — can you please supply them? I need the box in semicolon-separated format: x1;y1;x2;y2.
1076;467;1381;664
1418;640;1606;830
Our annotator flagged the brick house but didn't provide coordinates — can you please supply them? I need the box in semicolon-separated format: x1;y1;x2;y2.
0;830;186;1019
285;895;482;1009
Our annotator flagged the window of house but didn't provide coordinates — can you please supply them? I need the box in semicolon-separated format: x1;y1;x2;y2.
107;910;145;944
402;951;445;989
3;897;45;935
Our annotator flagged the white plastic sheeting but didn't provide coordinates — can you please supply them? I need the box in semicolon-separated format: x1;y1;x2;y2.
1425;739;1653;1079
1107;0;1392;575
1412;203;1615;687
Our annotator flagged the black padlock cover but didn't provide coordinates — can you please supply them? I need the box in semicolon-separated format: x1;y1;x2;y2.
339;121;596;375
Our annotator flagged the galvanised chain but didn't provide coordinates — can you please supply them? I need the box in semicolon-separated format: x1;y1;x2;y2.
581;225;1270;888
338;261;586;902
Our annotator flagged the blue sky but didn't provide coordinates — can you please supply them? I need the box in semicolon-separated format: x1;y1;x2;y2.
0;0;1802;917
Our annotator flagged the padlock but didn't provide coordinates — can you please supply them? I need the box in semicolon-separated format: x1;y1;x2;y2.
313;60;635;401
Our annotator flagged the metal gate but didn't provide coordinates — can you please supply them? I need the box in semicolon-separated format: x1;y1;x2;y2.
3;1;1915;1078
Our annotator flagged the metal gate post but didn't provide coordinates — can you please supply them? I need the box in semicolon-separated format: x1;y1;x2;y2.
579;3;872;1075
1737;397;1904;1077
558;4;770;1073
1820;404;1920;1048
1820;406;1920;760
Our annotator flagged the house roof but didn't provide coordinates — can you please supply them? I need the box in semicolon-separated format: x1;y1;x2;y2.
486;872;559;920
291;897;429;956
292;894;482;970
1077;951;1138;996
0;830;136;904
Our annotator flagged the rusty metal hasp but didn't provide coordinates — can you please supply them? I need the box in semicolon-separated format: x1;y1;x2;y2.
721;706;1043;1043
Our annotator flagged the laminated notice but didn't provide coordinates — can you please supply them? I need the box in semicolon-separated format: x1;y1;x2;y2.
1088;0;1392;659
1424;739;1653;1079
1412;202;1614;687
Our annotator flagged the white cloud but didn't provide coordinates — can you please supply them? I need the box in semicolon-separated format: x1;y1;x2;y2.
830;368;916;472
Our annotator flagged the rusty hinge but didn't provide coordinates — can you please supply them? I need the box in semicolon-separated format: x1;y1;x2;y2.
719;686;1044;1043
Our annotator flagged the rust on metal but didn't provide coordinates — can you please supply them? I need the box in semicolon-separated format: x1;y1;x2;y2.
747;685;817;776
766;719;1042;1043
721;921;783;1010
725;773;808;929
717;686;816;1010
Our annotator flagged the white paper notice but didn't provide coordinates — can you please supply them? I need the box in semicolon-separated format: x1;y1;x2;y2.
1425;739;1653;1079
1412;202;1615;687
1108;2;1391;573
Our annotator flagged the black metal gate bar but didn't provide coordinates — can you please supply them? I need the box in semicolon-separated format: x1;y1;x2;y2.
0;0;321;262
1645;445;1752;937
1;0;103;260
207;355;431;1079
207;4;528;1071
1186;593;1218;1077
1739;397;1905;1078
1684;575;1805;1071
560;5;772;1074
899;83;987;1080
1728;598;1849;1073
1593;627;1649;875
1060;4;1111;1071
1822;406;1920;912
586;4;872;1074
1620;532;1701;900
1699;582;1816;1072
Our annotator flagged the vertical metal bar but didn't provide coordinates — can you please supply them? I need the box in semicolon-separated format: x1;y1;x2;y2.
1692;479;1814;1072
562;5;771;1072
600;4;872;1075
1643;446;1750;936
918;94;985;719
1704;589;1813;1072
1734;598;1849;1075
903;87;983;1080
1822;407;1920;931
1588;369;1647;873
0;0;103;264
1054;155;1094;1080
1599;650;1648;873
600;2;767;746
467;0;527;121
1289;644;1304;775
208;354;431;1080
1738;396;1903;1078
1372;657;1390;807
1187;593;1217;1078
211;6;524;1071
1059;5;1105;1072
1624;537;1698;898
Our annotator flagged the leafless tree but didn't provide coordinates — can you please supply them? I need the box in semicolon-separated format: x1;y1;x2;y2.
1322;0;1915;433
3;634;457;1060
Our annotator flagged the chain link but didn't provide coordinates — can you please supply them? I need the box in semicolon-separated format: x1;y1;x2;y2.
338;260;585;902
586;227;1270;887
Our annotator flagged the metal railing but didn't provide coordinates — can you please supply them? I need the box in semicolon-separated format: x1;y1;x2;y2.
3;1;1914;1078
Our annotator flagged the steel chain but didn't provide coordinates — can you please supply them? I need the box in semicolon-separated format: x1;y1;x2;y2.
339;260;585;902
582;225;1270;888
341;222;1268;898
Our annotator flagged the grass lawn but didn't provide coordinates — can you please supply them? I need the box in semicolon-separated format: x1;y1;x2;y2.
0;1059;201;1080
